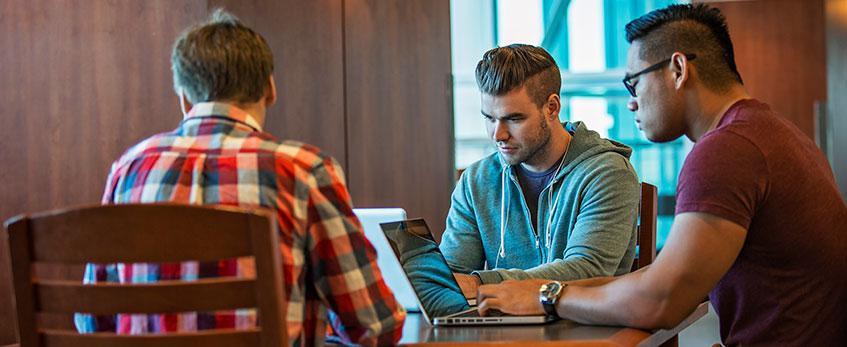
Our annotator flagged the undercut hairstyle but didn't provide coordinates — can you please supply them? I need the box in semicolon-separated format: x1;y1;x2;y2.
625;4;743;92
475;44;561;108
171;8;274;104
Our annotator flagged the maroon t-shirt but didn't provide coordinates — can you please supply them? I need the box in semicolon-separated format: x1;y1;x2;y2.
675;99;847;346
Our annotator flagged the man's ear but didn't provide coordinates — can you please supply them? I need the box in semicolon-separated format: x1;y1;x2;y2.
265;75;277;107
178;89;194;117
545;93;561;122
670;52;691;91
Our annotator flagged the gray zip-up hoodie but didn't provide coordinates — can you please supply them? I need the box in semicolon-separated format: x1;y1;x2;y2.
441;121;639;284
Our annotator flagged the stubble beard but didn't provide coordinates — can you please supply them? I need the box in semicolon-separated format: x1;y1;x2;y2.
509;117;553;167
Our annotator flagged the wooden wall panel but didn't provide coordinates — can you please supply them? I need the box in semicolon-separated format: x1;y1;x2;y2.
0;1;209;343
344;0;454;239
0;0;208;225
0;1;455;343
706;0;826;138
826;0;847;198
211;0;347;165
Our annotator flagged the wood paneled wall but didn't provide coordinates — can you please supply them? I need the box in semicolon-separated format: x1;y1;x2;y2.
0;1;452;343
0;2;209;341
344;0;454;239
210;0;348;163
705;0;827;139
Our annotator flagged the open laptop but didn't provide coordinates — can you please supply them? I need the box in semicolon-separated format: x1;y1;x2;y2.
353;208;419;312
379;218;554;326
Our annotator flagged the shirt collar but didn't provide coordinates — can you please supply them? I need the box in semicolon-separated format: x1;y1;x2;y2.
184;102;263;132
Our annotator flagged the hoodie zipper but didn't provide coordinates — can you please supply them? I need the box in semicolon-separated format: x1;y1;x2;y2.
506;169;545;261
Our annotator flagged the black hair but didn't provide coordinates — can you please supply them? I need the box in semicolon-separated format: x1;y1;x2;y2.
625;4;743;90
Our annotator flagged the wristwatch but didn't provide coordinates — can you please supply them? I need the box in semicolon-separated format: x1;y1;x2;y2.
539;281;565;318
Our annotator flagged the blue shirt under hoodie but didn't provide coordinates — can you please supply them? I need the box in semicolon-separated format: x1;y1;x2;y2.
441;121;640;284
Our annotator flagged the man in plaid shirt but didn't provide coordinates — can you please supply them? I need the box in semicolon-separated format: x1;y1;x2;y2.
74;9;405;346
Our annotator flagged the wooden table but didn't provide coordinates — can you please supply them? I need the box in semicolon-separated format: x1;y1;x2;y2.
400;302;709;346
0;304;708;347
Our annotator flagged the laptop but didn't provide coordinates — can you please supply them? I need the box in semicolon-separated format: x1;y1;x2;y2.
379;218;554;326
353;208;420;312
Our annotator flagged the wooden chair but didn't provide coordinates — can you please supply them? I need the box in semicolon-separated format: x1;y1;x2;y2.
3;204;287;347
632;182;658;271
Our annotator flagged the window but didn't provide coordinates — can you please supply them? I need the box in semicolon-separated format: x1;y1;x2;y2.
451;0;691;249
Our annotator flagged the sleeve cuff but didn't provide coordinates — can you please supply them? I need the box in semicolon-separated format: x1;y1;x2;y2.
472;270;504;284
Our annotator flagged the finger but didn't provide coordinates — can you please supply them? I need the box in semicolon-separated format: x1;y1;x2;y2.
476;284;500;302
478;297;501;316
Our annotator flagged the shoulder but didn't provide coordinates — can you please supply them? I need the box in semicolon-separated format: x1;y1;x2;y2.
680;128;767;196
273;140;335;167
578;151;635;172
709;99;789;151
272;140;347;184
686;126;765;174
460;152;505;184
572;151;639;185
109;132;177;169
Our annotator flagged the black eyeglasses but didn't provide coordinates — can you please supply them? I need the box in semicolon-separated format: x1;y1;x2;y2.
622;53;696;97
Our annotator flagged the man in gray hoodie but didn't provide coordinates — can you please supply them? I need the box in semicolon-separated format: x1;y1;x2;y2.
441;44;640;298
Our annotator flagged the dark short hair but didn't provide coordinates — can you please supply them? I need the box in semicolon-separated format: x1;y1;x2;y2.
475;44;561;107
171;9;274;104
625;4;743;91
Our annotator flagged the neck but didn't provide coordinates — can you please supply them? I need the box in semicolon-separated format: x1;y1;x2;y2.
686;84;750;142
522;123;570;173
237;102;267;127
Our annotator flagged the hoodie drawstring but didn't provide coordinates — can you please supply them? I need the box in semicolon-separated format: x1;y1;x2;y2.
495;163;509;269
496;143;571;267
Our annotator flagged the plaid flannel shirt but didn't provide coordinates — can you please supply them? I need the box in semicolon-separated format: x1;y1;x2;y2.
74;102;405;346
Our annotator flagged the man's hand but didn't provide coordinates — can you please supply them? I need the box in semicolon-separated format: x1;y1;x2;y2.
453;273;481;299
477;279;549;316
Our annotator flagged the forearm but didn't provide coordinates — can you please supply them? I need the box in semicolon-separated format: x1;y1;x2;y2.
556;270;658;328
556;267;695;330
371;309;406;346
440;227;485;273
488;255;618;283
565;275;617;287
564;266;648;287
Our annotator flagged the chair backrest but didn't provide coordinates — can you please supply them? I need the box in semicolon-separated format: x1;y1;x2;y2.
632;182;658;271
3;204;287;347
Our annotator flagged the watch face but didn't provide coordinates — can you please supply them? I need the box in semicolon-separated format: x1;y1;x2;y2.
539;281;563;318
539;281;562;301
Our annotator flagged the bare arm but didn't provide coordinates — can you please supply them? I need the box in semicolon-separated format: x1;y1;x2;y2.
478;212;746;329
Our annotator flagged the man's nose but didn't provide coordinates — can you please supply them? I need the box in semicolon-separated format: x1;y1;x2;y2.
627;98;638;112
492;121;509;142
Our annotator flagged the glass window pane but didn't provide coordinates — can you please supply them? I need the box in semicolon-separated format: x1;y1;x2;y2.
451;0;690;250
496;0;544;46
567;0;606;72
567;96;612;138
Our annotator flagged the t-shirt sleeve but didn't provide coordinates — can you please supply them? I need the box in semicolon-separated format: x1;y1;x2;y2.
675;130;768;229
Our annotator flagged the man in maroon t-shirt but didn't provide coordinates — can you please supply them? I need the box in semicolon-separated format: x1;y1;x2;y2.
472;4;847;346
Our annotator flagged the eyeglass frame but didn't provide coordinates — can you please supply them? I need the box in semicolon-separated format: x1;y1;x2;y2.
622;53;696;97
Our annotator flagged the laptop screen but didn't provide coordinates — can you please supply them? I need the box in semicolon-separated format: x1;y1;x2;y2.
380;219;471;318
353;208;419;312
